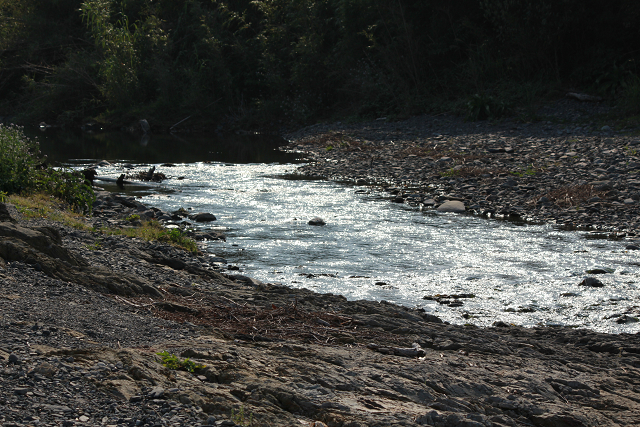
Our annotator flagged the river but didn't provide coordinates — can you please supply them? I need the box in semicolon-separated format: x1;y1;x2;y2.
34;128;640;334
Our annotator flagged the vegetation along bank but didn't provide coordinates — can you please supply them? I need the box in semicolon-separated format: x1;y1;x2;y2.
2;0;640;130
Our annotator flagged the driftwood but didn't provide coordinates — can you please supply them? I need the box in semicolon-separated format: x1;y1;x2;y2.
128;292;404;346
367;342;426;358
567;92;603;102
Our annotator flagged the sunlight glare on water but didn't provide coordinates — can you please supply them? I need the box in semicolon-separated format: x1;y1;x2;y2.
104;161;640;334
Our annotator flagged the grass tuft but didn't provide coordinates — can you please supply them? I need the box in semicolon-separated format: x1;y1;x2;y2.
104;220;198;254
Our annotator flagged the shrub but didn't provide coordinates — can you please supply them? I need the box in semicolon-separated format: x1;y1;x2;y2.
156;351;205;373
0;125;40;194
0;125;95;213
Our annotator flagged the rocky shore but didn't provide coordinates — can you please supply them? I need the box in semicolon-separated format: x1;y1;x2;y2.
2;102;640;427
284;97;640;236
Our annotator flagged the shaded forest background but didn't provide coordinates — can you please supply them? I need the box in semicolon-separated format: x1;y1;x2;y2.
1;0;640;130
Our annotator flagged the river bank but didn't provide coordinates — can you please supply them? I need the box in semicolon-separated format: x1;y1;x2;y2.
284;97;640;236
1;184;640;426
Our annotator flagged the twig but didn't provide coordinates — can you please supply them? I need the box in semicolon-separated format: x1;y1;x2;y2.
115;295;153;308
219;295;242;307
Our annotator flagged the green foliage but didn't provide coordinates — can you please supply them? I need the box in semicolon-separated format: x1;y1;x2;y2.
0;125;94;212
156;351;205;373
81;0;142;108
0;125;39;194
86;239;102;250
158;227;198;253
4;0;640;125
511;165;536;178
466;93;509;121
440;168;460;178
34;168;96;214
106;220;198;253
126;213;140;222
231;406;253;427
618;75;640;116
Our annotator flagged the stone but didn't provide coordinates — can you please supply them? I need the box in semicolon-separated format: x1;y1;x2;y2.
148;386;165;399
14;387;30;395
585;268;612;274
579;277;604;287
0;203;18;222
190;212;216;222
436;200;466;213
616;315;639;324
308;217;326;226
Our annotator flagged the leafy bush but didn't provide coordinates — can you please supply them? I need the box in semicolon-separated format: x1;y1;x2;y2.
158;227;198;254
0;125;95;213
34;168;96;214
0;125;40;194
466;93;509;121
156;351;205;373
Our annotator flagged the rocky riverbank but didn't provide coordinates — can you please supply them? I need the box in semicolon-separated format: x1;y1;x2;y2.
1;103;640;426
284;97;640;236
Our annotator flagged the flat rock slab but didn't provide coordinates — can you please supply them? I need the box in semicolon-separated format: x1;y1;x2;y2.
436;200;466;213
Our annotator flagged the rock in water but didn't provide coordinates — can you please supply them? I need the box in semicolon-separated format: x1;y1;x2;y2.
579;277;604;287
190;212;216;222
436;200;466;213
308;217;326;226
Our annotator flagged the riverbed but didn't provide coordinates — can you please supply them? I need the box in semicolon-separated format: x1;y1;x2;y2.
35;128;640;334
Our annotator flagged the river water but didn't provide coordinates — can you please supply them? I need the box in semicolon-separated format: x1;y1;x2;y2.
35;129;640;334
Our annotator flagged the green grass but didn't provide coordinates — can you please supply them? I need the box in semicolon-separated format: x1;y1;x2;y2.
8;193;198;254
104;220;198;254
511;165;536;178
8;194;92;230
156;351;205;373
125;213;140;222
231;406;254;427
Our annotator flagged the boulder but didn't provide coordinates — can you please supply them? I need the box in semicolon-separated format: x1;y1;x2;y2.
436;200;466;213
0;222;161;297
190;212;216;222
579;277;604;287
308;217;326;226
0;203;19;222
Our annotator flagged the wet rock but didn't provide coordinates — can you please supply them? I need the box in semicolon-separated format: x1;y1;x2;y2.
308;217;326;226
579;277;604;287
190;212;217;222
616;315;639;324
585;268;612;274
436;200;466;213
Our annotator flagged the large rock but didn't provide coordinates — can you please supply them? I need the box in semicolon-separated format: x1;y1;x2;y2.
436;200;466;213
0;223;161;297
0;203;19;222
190;212;216;222
308;217;326;226
579;277;604;287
